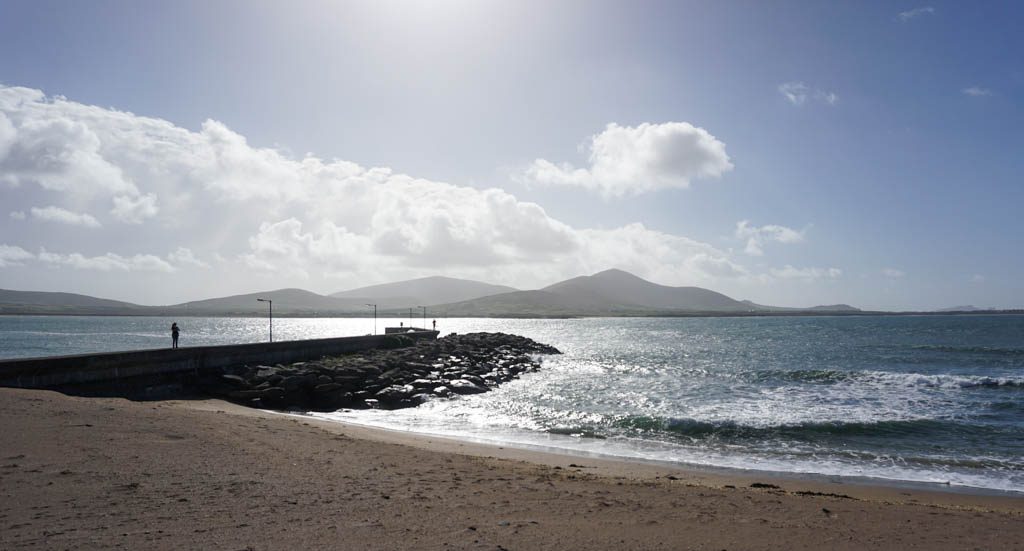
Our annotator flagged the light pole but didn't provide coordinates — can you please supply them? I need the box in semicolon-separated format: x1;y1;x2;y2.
407;308;413;328
257;298;273;342
365;303;377;334
418;306;426;329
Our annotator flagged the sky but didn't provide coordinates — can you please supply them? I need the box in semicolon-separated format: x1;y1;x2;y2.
0;0;1022;310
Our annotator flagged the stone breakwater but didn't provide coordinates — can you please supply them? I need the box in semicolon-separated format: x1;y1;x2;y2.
199;332;561;411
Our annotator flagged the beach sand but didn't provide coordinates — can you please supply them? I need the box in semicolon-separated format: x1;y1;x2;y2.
1;387;1021;550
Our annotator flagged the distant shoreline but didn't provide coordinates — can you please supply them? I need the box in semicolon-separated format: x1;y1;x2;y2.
2;309;1023;318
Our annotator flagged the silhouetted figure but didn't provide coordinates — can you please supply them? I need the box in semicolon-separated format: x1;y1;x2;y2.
432;319;437;331
400;322;404;328
171;322;180;349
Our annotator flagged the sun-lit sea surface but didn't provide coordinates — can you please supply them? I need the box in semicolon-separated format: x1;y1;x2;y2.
2;314;1022;493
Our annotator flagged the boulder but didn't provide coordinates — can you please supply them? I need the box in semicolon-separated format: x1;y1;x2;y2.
448;379;487;395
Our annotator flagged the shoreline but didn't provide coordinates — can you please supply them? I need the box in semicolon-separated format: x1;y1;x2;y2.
290;409;1024;502
3;387;1022;550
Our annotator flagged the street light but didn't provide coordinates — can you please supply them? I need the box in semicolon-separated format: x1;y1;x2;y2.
256;298;273;342
418;306;426;329
407;308;413;328
365;303;377;334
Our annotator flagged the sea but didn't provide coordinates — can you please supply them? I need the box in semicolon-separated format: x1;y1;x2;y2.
2;314;1022;494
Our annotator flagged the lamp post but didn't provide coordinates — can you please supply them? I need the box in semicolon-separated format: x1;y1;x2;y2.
365;303;377;334
407;308;413;328
256;298;273;342
418;306;426;329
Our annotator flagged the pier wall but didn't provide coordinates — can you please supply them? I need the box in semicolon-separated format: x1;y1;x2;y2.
0;330;439;389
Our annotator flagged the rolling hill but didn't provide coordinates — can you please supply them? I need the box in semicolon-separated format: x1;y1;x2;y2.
0;269;865;317
543;269;751;311
0;289;147;315
434;269;755;316
331;276;517;308
166;288;363;315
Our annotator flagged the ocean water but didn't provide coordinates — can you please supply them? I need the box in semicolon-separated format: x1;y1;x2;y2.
2;314;1022;494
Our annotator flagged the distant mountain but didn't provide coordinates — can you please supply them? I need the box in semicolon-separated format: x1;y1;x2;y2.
0;270;865;317
543;269;752;312
805;304;861;312
434;269;756;316
331;276;517;308
168;288;362;315
935;305;994;313
0;289;146;315
740;300;860;313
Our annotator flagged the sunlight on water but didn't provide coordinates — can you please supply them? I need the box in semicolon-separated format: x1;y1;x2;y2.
2;314;1023;493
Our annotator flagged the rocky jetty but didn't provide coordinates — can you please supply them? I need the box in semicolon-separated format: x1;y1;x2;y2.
199;332;561;412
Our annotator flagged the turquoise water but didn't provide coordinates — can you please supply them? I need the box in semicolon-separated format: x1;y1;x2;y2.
2;314;1022;493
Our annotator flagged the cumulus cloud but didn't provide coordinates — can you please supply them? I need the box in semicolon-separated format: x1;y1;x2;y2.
0;85;812;300
778;82;838;106
0;244;34;267
30;205;101;228
735;220;805;256
882;268;905;278
770;265;842;280
962;86;992;97
522;122;733;198
111;193;158;223
37;248;174;272
168;247;209;268
9;210;25;220
898;6;934;21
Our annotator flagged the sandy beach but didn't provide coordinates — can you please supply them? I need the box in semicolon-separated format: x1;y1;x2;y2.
1;387;1021;550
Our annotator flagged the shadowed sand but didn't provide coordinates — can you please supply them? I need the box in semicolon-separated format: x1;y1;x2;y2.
1;388;1021;550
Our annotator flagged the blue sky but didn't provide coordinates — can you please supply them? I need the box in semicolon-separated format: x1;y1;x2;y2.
0;0;1021;309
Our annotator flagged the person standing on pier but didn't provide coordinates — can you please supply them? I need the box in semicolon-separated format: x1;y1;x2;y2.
171;322;180;349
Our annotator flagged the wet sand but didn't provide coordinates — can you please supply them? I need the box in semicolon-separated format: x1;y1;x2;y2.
1;387;1021;550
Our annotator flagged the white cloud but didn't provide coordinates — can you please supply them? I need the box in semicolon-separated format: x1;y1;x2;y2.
815;90;839;105
521;122;733;198
9;210;25;220
898;6;935;21
0;244;34;267
778;82;838;106
779;82;809;105
1;84;844;299
574;223;747;283
882;268;905;278
111;193;158;223
168;247;209;268
30;206;101;228
735;220;805;256
770;265;842;280
971;274;986;283
37;248;175;272
962;86;992;97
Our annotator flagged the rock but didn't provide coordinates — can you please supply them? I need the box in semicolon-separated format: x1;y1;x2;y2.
201;331;559;412
314;383;344;393
227;389;265;400
410;393;433;405
410;378;439;389
259;387;286;400
448;379;487;395
221;374;247;386
432;386;452;397
375;385;414;404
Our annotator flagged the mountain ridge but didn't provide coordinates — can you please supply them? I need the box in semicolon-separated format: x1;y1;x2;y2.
331;276;516;308
0;270;866;317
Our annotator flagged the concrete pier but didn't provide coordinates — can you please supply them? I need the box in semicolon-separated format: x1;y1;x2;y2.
0;330;439;389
